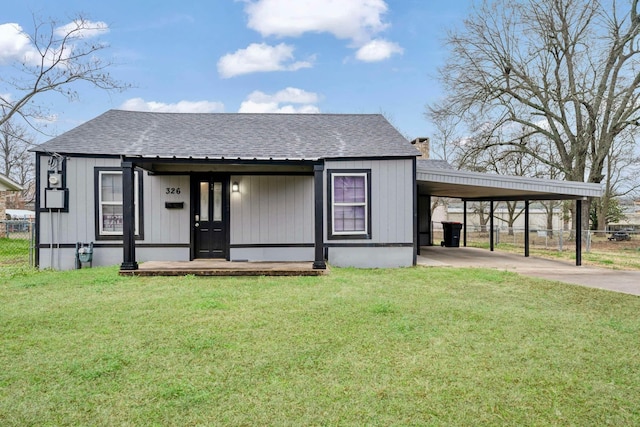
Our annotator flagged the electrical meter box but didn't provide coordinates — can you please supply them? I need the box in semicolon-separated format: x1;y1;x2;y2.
45;189;67;209
47;171;63;189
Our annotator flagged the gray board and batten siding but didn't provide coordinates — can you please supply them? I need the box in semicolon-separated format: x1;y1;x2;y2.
33;110;420;270
37;155;192;270
37;155;415;269
229;174;315;262
324;158;415;268
38;156;318;268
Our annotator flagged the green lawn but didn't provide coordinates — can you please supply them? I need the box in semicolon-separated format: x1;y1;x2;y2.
1;266;639;426
0;238;30;267
469;241;640;270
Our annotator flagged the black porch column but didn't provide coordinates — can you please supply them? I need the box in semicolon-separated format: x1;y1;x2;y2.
427;195;433;246
416;196;421;255
576;199;582;266
313;163;326;269
463;200;467;247
524;200;530;257
120;161;138;271
489;201;495;252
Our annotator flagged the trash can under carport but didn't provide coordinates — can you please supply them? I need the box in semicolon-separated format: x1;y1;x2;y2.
441;222;462;247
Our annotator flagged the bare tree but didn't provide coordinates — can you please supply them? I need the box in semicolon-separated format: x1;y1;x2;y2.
434;0;640;231
0;115;32;178
0;14;130;209
461;141;525;235
471;201;492;233
0;14;130;132
425;102;465;164
425;102;468;221
593;128;640;230
0;112;35;208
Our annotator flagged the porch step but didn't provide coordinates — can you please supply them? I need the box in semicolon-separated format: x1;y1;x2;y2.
119;260;328;277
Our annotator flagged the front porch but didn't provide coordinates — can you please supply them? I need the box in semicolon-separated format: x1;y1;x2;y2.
119;259;328;277
118;160;327;274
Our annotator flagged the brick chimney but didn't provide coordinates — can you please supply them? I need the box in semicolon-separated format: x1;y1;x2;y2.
412;137;430;159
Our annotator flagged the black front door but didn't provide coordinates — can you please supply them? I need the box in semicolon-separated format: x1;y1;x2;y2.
193;175;229;259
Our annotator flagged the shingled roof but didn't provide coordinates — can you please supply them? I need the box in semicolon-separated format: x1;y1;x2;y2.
33;110;419;161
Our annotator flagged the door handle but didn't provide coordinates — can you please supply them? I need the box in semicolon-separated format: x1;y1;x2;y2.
195;222;199;228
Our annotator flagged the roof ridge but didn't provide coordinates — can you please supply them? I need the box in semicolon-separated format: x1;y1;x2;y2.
31;110;418;160
110;109;384;117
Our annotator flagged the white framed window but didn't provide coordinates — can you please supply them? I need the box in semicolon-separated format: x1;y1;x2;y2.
96;169;141;238
329;171;370;238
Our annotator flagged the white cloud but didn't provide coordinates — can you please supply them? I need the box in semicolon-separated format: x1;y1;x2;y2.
248;87;319;104
238;88;320;113
241;0;402;63
355;38;403;62
217;42;312;78
120;98;225;113
0;20;109;66
54;20;109;39
244;0;388;44
0;23;35;64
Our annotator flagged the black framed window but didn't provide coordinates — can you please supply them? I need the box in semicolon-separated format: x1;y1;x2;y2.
94;168;143;240
328;170;371;239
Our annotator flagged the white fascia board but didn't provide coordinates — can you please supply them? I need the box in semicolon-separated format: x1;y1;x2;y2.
417;168;602;198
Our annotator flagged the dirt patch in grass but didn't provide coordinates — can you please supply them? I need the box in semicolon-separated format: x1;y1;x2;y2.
590;239;639;252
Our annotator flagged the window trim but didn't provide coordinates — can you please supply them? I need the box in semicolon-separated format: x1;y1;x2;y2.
94;167;144;240
327;169;372;240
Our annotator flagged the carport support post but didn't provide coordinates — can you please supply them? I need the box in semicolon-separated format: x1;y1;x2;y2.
576;199;582;266
463;200;467;247
524;200;530;257
120;161;138;271
313;163;326;269
489;201;495;252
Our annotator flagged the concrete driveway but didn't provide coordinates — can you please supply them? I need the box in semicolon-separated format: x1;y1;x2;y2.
417;246;640;297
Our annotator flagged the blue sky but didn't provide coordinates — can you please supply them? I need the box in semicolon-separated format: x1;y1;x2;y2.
2;0;471;143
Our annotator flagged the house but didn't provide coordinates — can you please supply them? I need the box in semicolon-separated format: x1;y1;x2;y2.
32;110;419;270
32;110;603;272
607;198;640;233
1;173;23;235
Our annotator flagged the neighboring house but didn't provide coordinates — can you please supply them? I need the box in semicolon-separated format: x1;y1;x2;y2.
442;201;566;231
6;209;35;220
607;198;640;232
0;173;23;235
32;110;419;270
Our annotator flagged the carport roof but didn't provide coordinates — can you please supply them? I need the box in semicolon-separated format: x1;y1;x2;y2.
416;159;602;201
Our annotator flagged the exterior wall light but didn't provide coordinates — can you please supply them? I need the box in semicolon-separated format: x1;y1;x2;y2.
232;182;240;193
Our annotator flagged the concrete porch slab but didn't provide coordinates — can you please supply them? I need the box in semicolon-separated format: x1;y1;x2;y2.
120;259;328;277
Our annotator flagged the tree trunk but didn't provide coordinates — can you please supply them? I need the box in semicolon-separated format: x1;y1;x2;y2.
545;201;555;238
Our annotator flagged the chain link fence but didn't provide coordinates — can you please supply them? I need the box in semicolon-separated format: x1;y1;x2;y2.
1;220;35;268
431;223;638;253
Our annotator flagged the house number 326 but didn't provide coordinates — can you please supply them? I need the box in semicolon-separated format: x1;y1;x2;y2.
166;187;181;194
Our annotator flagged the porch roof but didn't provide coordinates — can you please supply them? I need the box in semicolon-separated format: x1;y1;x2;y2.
416;159;602;201
32;110;420;161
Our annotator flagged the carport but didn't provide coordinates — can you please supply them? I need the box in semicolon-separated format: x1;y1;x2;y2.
416;159;603;266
